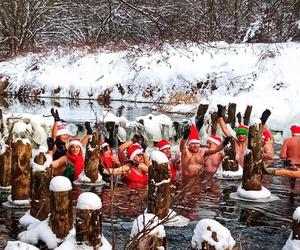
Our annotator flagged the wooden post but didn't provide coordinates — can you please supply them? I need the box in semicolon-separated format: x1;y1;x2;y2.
105;121;117;148
147;151;170;220
292;215;300;240
243;105;252;126
84;132;100;183
227;103;236;129
210;112;218;136
30;152;52;220
242;124;263;191
0;109;4;135
76;192;102;248
11;139;32;201
222;137;239;171
0;131;13;188
49;176;73;239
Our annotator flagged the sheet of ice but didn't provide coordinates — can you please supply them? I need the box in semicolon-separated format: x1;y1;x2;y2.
214;165;243;179
18;218;75;249
49;176;72;192
150;151;169;164
77;192;102;210
5;241;39;250
237;184;271;200
282;232;300;250
191;218;235;250
55;234;112;250
130;213;165;239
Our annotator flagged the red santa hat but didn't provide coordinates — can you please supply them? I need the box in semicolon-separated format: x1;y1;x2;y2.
68;138;82;149
155;139;171;151
207;135;222;145
100;141;109;150
188;124;201;145
127;143;143;161
56;124;69;136
262;129;272;144
291;124;300;136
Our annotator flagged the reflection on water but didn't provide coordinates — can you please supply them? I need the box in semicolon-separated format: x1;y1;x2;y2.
0;100;296;249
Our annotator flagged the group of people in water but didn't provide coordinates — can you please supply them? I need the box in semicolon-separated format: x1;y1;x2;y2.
46;106;300;187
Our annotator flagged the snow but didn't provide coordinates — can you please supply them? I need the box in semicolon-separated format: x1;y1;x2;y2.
7;194;30;205
31;153;52;172
77;192;102;210
0;138;8;155
49;176;72;192
55;234;112;250
18;218;75;249
214;165;243;179
5;241;39;250
293;207;300;221
76;172;103;184
163;209;190;227
282;232;300;250
150;151;169;164
130;213;166;239
19;210;40;227
191;219;235;250
237;184;271;200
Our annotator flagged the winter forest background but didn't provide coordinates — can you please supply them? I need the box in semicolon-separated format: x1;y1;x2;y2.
0;0;300;58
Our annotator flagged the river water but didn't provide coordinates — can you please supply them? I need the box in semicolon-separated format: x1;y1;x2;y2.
0;99;297;249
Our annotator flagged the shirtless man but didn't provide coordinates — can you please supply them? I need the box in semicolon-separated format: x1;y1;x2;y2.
217;105;248;167
262;127;275;165
180;124;228;177
204;135;224;175
280;124;300;168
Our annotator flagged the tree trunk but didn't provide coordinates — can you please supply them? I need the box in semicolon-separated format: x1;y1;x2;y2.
49;190;73;239
76;208;102;247
196;104;209;120
84;132;100;183
242;124;263;191
0;109;4;134
243;105;252;126
227;103;236;129
11;140;32;201
30;152;51;220
0;126;13;187
147;160;170;220
222;137;239;171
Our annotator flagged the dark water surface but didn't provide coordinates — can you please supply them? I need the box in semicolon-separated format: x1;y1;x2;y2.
0;100;296;249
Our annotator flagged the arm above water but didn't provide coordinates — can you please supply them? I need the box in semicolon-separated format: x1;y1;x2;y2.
102;164;130;175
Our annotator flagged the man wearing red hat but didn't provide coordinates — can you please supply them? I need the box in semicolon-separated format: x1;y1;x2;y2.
180;124;228;177
155;139;181;179
204;135;225;175
280;124;300;168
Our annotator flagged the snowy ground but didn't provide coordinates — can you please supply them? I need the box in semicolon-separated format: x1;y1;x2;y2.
0;42;300;136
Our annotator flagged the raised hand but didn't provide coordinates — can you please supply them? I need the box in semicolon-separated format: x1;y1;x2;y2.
217;105;225;118
260;109;271;125
47;137;55;151
182;125;191;140
51;108;60;122
85;121;93;135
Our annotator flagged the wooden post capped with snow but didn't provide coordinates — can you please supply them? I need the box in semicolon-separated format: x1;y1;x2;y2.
242;123;263;191
128;213;166;250
30;150;52;220
76;192;102;247
147;151;170;220
11;139;32;201
0;131;13;188
227;103;236;129
292;207;300;240
191;219;235;250
84;132;100;183
222;137;239;172
49;176;73;239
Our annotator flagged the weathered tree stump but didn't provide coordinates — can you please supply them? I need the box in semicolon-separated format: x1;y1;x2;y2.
84;132;100;183
49;176;73;239
0;131;13;188
243;105;252;126
30;152;52;220
76;192;102;248
147;151;170;220
222;137;239;171
210;112;218;135
227;103;236;129
11;139;32;201
242;124;263;191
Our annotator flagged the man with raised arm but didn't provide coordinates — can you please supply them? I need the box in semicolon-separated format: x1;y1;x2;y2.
180;123;229;177
204;135;224;175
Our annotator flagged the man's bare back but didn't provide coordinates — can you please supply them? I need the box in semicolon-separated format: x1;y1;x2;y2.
280;136;300;165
